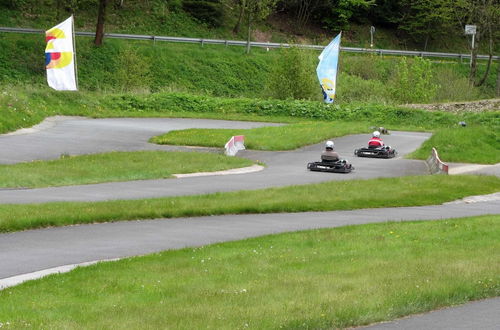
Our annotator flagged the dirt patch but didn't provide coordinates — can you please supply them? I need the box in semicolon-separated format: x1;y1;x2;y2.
403;99;500;113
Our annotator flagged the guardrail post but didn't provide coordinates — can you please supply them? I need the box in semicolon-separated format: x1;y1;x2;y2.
201;39;204;47
153;36;156;46
225;40;228;48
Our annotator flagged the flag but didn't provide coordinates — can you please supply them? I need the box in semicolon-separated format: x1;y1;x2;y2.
45;16;78;91
317;33;341;103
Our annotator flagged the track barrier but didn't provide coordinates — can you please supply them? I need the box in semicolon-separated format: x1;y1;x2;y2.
426;147;449;174
224;135;245;156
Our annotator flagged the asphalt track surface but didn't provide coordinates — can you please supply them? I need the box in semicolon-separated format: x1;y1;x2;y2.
1;117;499;329
0;116;430;204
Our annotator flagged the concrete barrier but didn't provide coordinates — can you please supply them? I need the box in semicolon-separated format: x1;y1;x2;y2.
426;147;449;174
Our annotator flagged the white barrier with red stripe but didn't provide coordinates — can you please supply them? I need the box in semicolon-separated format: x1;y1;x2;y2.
224;135;245;156
426;147;449;174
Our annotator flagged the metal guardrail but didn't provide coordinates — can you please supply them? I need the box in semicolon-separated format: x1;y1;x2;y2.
1;26;498;61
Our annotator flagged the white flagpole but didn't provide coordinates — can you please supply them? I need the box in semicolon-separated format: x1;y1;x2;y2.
71;15;79;90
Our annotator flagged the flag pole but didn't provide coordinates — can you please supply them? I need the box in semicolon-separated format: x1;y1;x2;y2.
71;15;79;90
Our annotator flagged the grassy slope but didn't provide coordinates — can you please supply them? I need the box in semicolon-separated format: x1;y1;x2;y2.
1;215;498;328
0;151;254;188
1;175;499;233
409;127;500;164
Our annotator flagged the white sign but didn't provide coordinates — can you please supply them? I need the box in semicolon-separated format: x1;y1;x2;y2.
465;25;477;35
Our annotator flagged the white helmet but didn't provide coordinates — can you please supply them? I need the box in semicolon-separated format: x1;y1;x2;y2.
325;140;334;149
373;131;381;138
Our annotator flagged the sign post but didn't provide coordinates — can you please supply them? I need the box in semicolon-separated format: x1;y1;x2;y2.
370;26;375;48
464;25;477;67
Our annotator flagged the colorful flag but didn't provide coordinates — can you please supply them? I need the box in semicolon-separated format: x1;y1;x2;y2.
317;33;341;103
45;16;78;91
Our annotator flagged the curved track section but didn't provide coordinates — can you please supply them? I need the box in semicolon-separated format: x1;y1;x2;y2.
0;117;431;204
1;200;498;279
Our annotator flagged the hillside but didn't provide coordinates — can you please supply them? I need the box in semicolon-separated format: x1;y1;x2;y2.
0;0;498;103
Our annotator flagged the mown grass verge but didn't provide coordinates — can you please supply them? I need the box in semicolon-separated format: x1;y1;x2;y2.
409;127;500;164
1;215;498;329
151;121;369;150
0;151;254;188
1;175;499;233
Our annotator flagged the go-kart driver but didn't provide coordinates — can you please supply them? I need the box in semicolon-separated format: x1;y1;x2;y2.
368;131;384;148
321;140;340;162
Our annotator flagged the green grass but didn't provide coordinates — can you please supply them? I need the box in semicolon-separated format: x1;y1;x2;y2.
1;215;498;328
151;121;369;150
1;175;499;233
409;127;500;164
0;151;254;188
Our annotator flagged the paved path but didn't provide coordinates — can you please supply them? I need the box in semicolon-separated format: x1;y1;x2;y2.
0;117;498;328
361;297;500;330
1;200;499;279
0;117;431;204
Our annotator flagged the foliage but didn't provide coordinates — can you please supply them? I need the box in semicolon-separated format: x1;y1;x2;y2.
182;0;224;27
313;0;375;30
267;47;318;100
396;0;456;48
389;57;438;104
114;45;152;92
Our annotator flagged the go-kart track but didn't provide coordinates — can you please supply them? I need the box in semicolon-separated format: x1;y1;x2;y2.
1;117;499;329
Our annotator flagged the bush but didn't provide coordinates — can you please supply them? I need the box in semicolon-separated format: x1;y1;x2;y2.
389;57;438;104
336;73;391;104
267;47;319;100
432;67;480;102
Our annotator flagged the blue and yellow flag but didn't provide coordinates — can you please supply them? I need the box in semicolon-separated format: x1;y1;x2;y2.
317;33;341;103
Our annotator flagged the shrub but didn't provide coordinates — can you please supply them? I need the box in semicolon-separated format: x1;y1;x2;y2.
389;57;438;104
267;47;319;100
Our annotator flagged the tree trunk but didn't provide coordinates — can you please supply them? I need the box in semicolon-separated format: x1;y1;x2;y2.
475;12;493;87
233;1;245;34
94;0;108;46
496;64;500;96
246;11;252;54
469;33;479;86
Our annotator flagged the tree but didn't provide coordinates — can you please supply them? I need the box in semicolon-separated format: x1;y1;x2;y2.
314;0;375;31
452;0;500;86
396;0;456;50
278;0;321;32
94;0;109;46
239;0;278;53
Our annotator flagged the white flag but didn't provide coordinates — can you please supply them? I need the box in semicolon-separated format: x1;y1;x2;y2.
45;16;78;91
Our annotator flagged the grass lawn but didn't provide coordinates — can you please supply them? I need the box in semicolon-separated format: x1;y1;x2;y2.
151;121;370;150
0;215;498;329
0;151;254;188
409;127;500;164
1;175;499;233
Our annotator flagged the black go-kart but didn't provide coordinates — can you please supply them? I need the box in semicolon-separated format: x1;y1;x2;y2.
354;146;397;159
307;159;354;173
